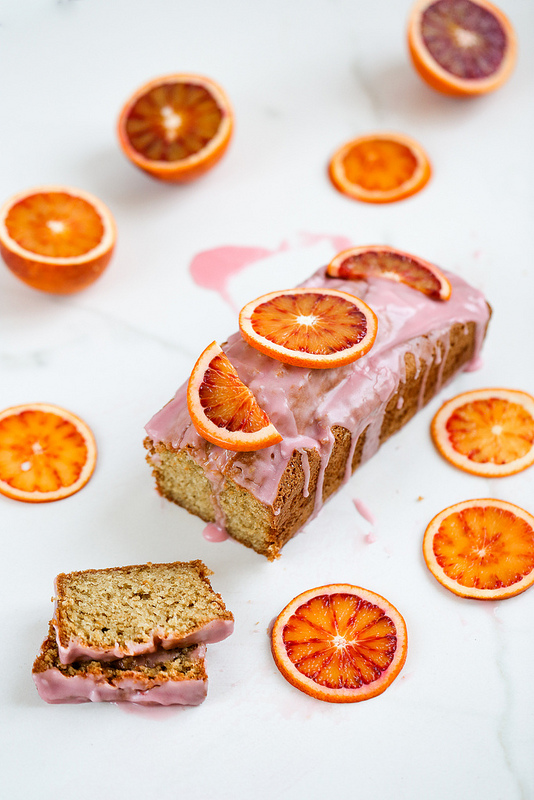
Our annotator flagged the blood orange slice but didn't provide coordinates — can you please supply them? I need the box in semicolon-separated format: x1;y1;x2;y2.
431;388;534;477
117;73;233;182
0;403;97;503
0;186;116;294
423;499;534;600
327;245;452;300
271;585;408;703
239;288;378;368
408;0;517;96
187;341;282;451
328;132;431;204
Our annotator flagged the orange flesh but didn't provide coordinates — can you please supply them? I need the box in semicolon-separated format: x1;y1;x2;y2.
336;250;442;298
199;351;271;433
250;293;368;355
5;193;104;258
446;398;534;465
282;593;398;689
125;82;223;162
433;505;534;590
0;410;88;493
341;140;418;192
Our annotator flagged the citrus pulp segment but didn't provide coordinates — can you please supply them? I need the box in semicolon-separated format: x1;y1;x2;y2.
117;74;234;182
0;187;116;294
326;245;452;300
431;388;534;477
0;403;97;503
423;499;534;599
408;0;517;96
271;585;408;703
328;132;431;204
239;288;378;368
187;341;282;451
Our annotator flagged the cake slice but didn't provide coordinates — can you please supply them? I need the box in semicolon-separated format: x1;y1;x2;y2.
144;265;491;559
33;624;208;705
53;560;234;664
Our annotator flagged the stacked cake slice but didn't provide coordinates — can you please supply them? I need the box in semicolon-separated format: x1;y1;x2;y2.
32;560;234;705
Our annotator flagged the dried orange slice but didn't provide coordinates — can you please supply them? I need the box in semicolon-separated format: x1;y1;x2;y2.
117;73;233;182
327;245;452;301
187;341;282;452
271;585;408;703
328;132;431;204
408;0;517;96
423;499;534;600
239;288;378;369
0;403;97;503
0;186;116;294
431;388;534;477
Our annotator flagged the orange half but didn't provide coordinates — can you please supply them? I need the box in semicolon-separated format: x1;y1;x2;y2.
0;403;97;503
271;585;408;703
328;132;431;204
423;499;534;599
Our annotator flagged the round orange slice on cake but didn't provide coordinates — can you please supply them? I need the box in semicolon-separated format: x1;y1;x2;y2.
271;585;408;703
0;403;97;503
431;388;534;477
408;0;517;97
328;132;431;204
423;499;534;600
327;245;451;301
187;341;282;451
0;186;116;294
239;288;378;368
117;73;234;182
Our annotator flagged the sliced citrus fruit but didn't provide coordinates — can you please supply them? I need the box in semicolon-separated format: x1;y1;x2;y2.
239;288;378;369
0;403;97;503
328;132;431;204
187;341;282;452
0;186;116;294
431;388;534;477
408;0;517;96
271;585;408;703
327;245;452;301
117;73;233;182
423;499;534;600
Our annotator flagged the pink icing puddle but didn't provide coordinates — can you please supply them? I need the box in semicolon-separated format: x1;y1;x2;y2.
203;523;230;542
463;355;484;372
353;498;376;526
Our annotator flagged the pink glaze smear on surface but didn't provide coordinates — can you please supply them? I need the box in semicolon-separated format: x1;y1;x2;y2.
203;523;230;542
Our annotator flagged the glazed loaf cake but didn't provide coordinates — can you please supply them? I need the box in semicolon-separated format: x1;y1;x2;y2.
145;266;490;559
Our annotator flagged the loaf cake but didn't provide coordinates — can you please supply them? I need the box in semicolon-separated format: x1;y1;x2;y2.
33;624;208;705
145;265;491;559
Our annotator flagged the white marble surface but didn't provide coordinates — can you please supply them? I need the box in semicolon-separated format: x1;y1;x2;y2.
1;0;534;797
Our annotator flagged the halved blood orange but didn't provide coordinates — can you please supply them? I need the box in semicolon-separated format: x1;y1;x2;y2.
0;403;97;503
271;585;408;703
0;186;116;294
239;288;378;369
423;499;534;599
327;245;452;301
328;132;431;204
117;73;233;182
431;388;534;477
187;341;282;451
408;0;517;96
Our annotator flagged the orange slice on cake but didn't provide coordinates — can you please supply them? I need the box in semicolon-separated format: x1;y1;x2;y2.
327;245;451;301
271;585;408;703
423;499;534;600
117;73;234;182
0;403;97;503
0;186;116;294
328;132;431;204
431;388;534;477
408;0;517;97
239;288;378;369
187;341;282;451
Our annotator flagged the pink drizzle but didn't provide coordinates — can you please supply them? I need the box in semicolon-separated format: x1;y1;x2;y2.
203;523;230;542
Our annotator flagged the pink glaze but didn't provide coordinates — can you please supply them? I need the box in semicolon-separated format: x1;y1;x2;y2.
463;354;484;372
146;265;490;535
203;523;230;542
353;498;376;526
